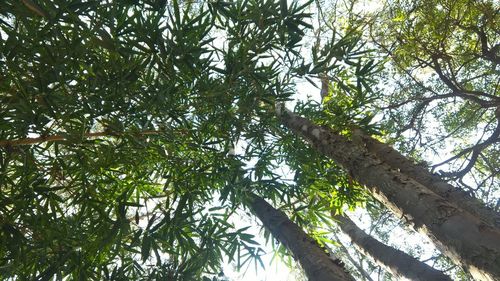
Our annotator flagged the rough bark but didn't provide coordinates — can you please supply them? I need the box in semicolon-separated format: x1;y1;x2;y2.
278;108;500;281
358;131;500;228
334;214;452;281
248;193;354;281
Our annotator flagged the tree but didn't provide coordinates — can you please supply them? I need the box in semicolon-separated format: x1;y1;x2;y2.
333;213;452;281
368;0;499;199
0;0;314;278
358;131;500;227
309;0;500;278
277;105;500;280
248;193;354;281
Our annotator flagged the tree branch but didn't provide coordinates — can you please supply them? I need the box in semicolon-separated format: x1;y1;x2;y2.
0;130;162;147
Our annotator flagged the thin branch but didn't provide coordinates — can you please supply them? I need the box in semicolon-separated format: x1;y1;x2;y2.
436;114;500;178
331;232;375;281
431;56;499;107
370;23;499;109
0;130;162;147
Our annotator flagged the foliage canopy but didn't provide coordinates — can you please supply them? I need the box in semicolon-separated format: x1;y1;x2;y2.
0;0;497;280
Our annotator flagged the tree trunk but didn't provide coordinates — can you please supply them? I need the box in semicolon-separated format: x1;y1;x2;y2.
277;108;500;281
334;214;452;281
359;131;500;228
248;193;354;281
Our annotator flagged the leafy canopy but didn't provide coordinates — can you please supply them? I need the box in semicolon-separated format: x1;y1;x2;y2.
0;0;381;279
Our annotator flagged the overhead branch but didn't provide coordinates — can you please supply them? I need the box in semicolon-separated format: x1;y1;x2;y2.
437;114;500;179
0;130;162;147
431;56;499;108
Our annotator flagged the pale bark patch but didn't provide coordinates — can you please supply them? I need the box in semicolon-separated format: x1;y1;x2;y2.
312;128;321;139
